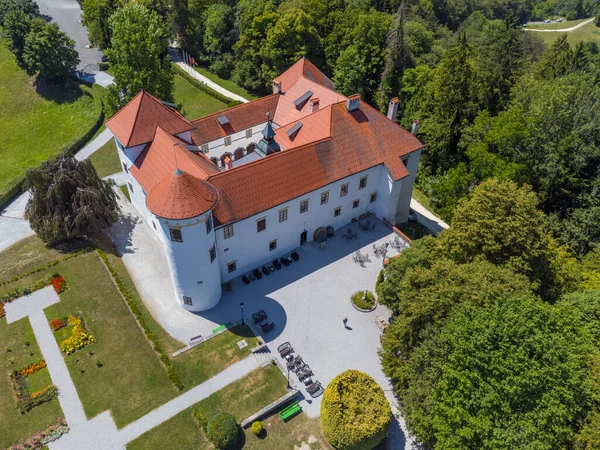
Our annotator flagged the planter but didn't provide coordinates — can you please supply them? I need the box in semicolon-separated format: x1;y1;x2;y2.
351;290;377;312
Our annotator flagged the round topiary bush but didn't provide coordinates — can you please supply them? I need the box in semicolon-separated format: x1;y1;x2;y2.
321;370;391;450
351;290;376;310
251;420;263;436
206;412;239;449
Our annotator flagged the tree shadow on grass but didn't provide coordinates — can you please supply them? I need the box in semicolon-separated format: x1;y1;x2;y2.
34;78;86;104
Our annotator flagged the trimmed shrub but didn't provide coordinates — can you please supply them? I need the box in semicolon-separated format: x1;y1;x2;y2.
251;420;263;436
351;290;376;310
206;412;239;449
193;408;208;433
321;370;391;450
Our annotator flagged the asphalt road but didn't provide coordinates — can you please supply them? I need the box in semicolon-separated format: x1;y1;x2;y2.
35;0;103;71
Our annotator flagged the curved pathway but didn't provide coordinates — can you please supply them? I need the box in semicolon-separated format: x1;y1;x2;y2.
175;62;249;103
523;17;594;32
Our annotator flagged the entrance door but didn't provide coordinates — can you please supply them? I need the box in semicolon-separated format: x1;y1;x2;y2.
300;230;308;246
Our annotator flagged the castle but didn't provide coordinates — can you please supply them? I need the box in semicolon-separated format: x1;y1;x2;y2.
105;58;423;312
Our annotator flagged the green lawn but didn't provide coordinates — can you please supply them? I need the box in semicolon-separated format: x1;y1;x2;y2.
195;68;258;101
174;74;228;119
172;324;260;388
89;138;121;178
0;317;64;448
397;221;432;240
119;185;131;201
524;19;600;46
127;364;288;450
27;367;53;392
523;18;589;30
0;40;104;204
243;413;332;450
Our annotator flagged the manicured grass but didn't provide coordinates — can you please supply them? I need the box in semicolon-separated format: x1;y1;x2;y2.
174;73;228;119
524;19;600;46
89;138;121;178
27;368;53;393
195;67;258;101
397;221;432;240
119;185;131;201
523;18;589;30
0;317;63;448
127;364;288;450
172;324;260;388
0;40;103;202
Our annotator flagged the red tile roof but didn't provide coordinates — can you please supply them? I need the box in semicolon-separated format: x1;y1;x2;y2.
274;105;333;150
208;100;422;225
105;91;194;148
190;95;280;145
273;57;335;93
130;127;219;196
147;169;218;220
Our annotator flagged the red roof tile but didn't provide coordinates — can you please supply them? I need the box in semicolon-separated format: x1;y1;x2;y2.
190;95;280;145
209;100;422;225
275;105;333;150
147;169;218;220
105;91;194;148
273;57;335;93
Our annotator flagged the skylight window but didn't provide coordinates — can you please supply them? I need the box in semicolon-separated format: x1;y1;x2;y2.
216;115;230;126
286;122;303;140
294;91;313;109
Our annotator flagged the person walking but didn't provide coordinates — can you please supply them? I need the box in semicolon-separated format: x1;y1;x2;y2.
343;317;348;328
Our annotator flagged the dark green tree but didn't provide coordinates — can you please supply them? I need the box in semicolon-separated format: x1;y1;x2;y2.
0;0;38;25
203;3;234;62
82;0;118;50
24;156;119;243
2;7;34;63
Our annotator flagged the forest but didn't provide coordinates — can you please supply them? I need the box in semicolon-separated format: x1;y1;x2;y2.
70;0;600;447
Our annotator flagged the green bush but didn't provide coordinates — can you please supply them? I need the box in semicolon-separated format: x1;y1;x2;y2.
375;270;385;289
193;408;208;433
206;412;239;449
351;290;376;310
251;420;263;436
321;370;391;450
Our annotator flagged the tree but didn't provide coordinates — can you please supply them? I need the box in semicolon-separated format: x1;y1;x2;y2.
0;0;39;26
203;3;234;62
389;296;596;449
3;7;34;63
321;370;391;450
82;0;118;50
22;20;79;80
106;3;174;112
24;155;118;243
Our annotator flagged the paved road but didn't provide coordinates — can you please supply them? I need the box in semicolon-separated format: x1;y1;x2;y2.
35;0;102;72
523;17;594;32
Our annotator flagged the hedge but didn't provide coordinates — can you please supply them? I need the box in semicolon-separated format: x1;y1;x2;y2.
96;249;184;390
206;412;239;449
173;65;242;108
320;370;391;450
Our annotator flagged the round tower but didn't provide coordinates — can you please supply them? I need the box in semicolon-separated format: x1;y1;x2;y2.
146;169;222;312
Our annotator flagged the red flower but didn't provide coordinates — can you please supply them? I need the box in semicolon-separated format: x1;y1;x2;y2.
51;275;67;294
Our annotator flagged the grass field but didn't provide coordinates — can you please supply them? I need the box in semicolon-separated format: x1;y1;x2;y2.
195;68;259;101
0;41;104;203
127;364;288;450
523;18;589;30
89;138;121;178
174;74;228;119
523;19;600;46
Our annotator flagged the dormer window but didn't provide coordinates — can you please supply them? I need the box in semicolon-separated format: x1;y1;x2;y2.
294;91;313;109
217;115;229;126
286;122;303;140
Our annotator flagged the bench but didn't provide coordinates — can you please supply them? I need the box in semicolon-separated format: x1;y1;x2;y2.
280;401;302;422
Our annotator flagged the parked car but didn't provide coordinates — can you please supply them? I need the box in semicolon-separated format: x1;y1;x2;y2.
408;209;417;222
545;19;552;23
557;18;563;22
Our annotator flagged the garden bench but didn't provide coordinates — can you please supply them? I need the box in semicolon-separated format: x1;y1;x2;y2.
252;310;267;324
261;322;275;333
280;401;302;422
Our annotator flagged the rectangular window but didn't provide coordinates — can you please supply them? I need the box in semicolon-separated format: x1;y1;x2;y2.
206;215;212;234
340;183;349;197
402;157;409;167
209;244;216;263
201;144;209;153
245;129;252;138
279;208;288;223
359;176;368;190
128;182;133;192
300;199;309;213
370;192;377;203
183;296;193;305
257;217;266;233
352;199;360;209
321;191;329;205
223;224;234;239
169;228;183;243
224;136;231;146
269;240;277;251
227;261;237;273
122;162;128;173
334;207;341;217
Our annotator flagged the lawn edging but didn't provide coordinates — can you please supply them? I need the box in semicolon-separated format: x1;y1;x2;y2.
174;65;242;108
0;273;66;318
96;249;184;391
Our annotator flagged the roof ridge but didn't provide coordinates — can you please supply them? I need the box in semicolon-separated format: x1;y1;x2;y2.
191;94;280;124
276;103;333;132
124;91;145;147
292;77;343;100
144;91;194;128
349;100;424;144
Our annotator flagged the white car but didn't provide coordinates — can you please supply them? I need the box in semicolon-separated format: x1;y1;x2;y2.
557;18;563;22
545;19;552;23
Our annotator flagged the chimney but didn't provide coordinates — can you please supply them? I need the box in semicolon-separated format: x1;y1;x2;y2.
310;98;320;113
272;81;282;94
411;120;420;136
387;97;399;121
346;94;360;112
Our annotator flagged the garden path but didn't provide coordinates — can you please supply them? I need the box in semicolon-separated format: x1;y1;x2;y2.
174;61;249;103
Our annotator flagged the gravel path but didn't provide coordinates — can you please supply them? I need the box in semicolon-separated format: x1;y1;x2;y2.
175;62;249;103
523;17;595;32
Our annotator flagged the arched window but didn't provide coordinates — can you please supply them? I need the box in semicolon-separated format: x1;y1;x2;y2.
233;147;245;161
220;152;232;167
210;157;220;167
246;143;256;154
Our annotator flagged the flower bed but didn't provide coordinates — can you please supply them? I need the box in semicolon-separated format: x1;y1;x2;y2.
351;290;377;311
51;274;67;293
9;360;58;414
9;417;69;449
59;315;95;355
50;318;67;331
0;273;67;318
